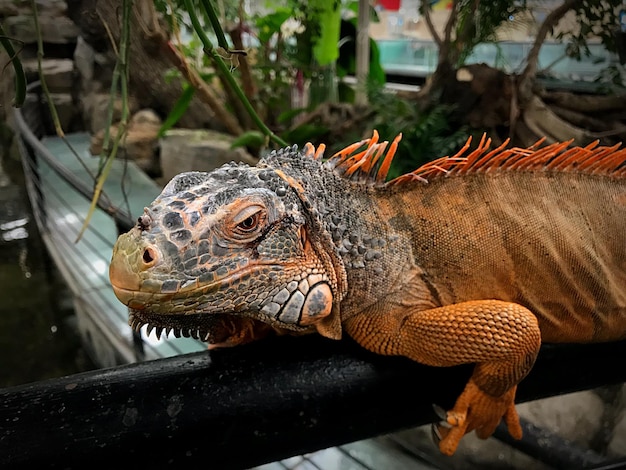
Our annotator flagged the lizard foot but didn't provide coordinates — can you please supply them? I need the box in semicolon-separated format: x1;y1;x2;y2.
432;380;522;456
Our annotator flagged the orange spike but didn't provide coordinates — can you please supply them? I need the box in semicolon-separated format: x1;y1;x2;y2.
450;136;473;160
586;140;601;151
344;146;375;177
494;149;530;170
523;141;573;169
476;133;488;150
376;133;402;181
391;136;626;186
331;138;369;162
338;149;368;170
528;137;547;150
389;172;428;185
370;129;380;146
345;142;387;177
548;146;591;171
361;141;388;175
575;149;606;171
462;138;510;173
591;154;620;174
344;160;366;177
462;137;492;167
582;143;620;164
313;143;326;160
335;129;379;159
505;142;564;171
586;146;624;173
337;131;380;170
303;142;316;157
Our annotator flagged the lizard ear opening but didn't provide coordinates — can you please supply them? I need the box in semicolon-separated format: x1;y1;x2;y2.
314;304;342;340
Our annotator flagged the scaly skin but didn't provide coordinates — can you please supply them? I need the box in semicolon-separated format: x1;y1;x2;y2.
109;133;626;455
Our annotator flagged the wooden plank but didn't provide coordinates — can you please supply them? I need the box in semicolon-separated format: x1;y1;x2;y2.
33;132;205;361
41;132;159;217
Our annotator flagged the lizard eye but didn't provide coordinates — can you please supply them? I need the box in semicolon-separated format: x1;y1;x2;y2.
232;205;266;236
238;214;259;232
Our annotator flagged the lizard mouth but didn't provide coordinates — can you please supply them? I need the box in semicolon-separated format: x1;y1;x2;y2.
128;309;274;346
129;309;213;340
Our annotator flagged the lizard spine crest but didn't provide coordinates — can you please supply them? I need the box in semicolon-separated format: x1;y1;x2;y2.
302;131;626;187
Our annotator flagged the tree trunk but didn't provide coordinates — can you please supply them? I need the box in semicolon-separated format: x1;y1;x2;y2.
66;0;225;131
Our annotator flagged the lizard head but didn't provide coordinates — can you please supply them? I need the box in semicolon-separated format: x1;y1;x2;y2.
109;155;346;346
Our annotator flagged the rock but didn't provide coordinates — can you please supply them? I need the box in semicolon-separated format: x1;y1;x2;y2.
131;109;161;127
0;1;19;17
0;49;15;133
90;109;162;175
159;129;257;184
605;384;626;456
73;36;94;84
4;13;79;44
21;58;74;93
34;0;69;18
41;93;78;132
123;109;163;174
82;93;139;135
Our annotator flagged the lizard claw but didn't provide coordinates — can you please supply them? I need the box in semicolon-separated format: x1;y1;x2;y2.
435;380;522;456
432;403;448;420
431;422;443;444
431;404;453;448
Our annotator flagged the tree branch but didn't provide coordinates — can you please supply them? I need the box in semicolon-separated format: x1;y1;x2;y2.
162;42;244;136
421;0;442;47
518;0;582;103
443;0;459;45
228;23;256;101
453;0;479;64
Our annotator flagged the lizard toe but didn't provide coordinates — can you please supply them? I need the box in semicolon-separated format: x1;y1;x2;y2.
503;400;523;440
435;380;523;454
437;419;469;456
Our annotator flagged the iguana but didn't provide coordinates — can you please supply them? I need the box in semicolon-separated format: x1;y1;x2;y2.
109;131;626;455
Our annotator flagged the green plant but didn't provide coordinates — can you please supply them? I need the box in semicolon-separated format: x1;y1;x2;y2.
360;87;471;180
0;23;25;108
455;0;529;66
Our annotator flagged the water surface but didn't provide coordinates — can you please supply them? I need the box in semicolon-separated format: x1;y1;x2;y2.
0;146;94;388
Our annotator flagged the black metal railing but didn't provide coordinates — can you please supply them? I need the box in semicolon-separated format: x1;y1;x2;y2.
2;335;626;469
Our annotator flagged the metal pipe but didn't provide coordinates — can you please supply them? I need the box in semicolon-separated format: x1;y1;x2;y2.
2;335;626;468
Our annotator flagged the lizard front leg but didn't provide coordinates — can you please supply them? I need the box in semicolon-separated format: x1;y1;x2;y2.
343;299;541;455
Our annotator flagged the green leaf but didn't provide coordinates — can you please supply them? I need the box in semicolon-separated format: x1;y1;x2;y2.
164;68;182;84
255;8;292;44
368;38;386;85
230;130;266;149
277;107;307;124
158;85;196;138
309;0;341;66
282;123;329;145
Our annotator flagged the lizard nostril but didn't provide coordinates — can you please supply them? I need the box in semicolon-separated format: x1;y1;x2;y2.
142;247;157;267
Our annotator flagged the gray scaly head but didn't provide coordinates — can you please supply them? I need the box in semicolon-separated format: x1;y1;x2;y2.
109;145;348;344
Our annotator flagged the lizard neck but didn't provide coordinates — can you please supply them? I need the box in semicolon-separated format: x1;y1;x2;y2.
316;179;439;318
267;155;440;322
